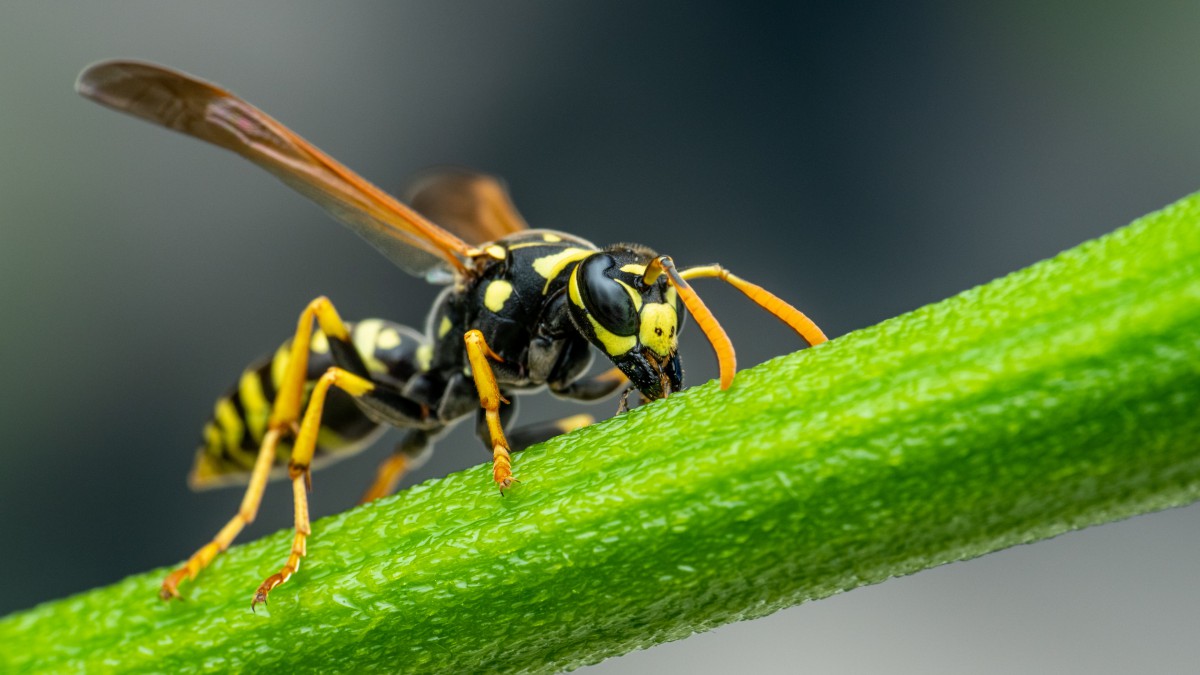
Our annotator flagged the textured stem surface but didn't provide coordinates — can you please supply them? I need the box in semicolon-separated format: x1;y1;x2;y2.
3;193;1199;673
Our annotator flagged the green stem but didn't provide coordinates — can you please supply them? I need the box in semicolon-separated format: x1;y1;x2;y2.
4;193;1200;674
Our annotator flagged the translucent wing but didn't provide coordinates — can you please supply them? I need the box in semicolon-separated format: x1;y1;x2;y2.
405;168;529;245
76;60;472;280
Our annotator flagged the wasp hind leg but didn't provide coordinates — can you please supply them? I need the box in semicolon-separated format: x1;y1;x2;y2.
507;414;595;450
550;366;629;402
160;428;284;600
357;429;436;504
159;296;356;601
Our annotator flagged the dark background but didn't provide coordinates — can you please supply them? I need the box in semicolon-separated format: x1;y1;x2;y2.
2;2;1199;672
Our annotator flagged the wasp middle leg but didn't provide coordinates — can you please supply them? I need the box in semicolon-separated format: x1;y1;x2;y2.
357;429;436;504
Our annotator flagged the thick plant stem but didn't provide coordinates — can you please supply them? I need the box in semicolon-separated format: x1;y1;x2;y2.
3;193;1199;674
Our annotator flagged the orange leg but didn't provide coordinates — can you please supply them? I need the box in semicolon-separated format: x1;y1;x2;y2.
160;428;282;600
252;366;375;610
463;329;516;493
160;296;357;601
358;430;433;504
359;454;411;504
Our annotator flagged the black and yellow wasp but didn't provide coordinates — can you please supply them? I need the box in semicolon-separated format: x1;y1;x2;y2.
76;60;828;608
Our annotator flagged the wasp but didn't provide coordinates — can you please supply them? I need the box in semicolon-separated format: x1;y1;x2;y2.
76;60;828;609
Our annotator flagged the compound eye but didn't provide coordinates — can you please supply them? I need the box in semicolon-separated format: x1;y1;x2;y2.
577;254;638;336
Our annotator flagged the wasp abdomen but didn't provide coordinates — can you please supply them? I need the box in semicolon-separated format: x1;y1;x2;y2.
188;319;427;489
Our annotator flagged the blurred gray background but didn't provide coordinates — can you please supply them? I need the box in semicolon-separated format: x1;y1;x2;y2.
2;2;1199;673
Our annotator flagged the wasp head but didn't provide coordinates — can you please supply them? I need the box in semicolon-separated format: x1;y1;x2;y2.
567;245;686;401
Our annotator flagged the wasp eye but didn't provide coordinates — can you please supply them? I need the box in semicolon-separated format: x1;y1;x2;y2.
577;254;638;336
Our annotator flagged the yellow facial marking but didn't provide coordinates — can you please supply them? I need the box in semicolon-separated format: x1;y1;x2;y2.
569;266;637;355
416;344;433;371
639;303;679;358
620;263;647;276
237;369;270;440
486;244;507;260
568;264;584;308
532;248;593;293
377;327;402;350
484;279;514;313
437;315;453;338
588;315;637;356
665;285;678;307
614;278;643;311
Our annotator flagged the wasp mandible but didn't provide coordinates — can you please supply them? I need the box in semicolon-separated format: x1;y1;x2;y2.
76;60;828;609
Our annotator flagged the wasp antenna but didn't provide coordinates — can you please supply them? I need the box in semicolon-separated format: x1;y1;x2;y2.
650;256;737;390
680;264;828;348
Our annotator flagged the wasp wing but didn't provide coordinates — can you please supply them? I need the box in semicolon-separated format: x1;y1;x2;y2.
76;60;472;280
405;168;529;245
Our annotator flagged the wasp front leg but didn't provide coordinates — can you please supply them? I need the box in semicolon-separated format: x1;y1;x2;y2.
463;329;518;492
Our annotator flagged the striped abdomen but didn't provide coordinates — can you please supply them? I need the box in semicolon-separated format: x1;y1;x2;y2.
188;319;428;489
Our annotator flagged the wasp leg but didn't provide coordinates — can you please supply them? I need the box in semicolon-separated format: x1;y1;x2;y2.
508;414;595;451
160;427;284;600
463;329;517;492
679;264;828;347
160;296;358;600
357;429;435;503
470;395;590;453
550;366;629;402
252;367;375;610
271;296;364;429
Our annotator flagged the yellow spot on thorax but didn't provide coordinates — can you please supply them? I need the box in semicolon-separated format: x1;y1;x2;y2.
484;279;514;313
377;327;402;350
542;233;562;242
309;330;330;354
351;319;388;373
437;316;453;338
416;344;433;371
639;303;679;357
485;244;507;259
532;248;593;293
